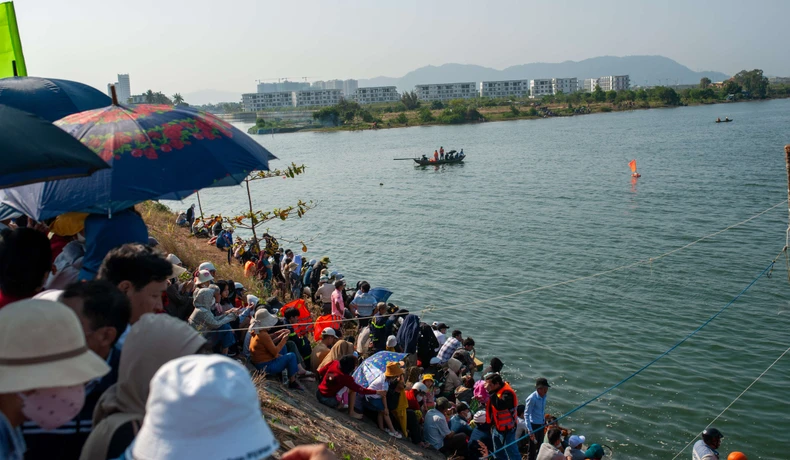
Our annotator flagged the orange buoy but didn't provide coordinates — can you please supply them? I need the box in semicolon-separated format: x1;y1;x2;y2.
727;452;748;460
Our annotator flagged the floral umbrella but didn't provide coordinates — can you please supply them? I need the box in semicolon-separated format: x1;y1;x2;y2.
352;351;408;388
0;103;276;221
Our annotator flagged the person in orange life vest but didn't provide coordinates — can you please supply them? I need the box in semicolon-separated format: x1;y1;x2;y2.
433;150;439;162
440;146;445;158
484;372;520;460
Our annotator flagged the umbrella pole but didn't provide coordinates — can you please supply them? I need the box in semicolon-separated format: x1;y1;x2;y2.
110;85;118;105
12;60;17;77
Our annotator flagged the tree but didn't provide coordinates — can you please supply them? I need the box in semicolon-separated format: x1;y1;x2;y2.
313;107;341;126
418;107;434;123
401;91;420;110
722;80;742;96
172;93;185;105
430;100;444;110
395;113;408;124
699;77;711;89
605;90;617;103
733;69;768;98
593;85;605;102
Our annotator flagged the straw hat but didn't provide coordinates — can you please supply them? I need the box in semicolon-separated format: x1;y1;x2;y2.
49;212;88;237
0;299;110;393
131;355;279;460
384;362;403;378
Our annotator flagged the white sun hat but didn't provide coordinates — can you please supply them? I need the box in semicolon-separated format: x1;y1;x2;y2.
131;355;279;460
0;299;110;393
198;262;216;272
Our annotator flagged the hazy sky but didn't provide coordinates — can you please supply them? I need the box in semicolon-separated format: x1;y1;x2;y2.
13;0;789;97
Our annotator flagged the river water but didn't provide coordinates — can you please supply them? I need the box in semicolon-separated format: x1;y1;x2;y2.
165;99;790;459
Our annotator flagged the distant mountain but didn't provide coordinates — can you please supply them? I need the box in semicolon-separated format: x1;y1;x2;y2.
182;89;241;106
360;56;730;92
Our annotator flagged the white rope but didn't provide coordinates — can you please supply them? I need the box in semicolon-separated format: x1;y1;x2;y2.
208;200;786;333
670;344;790;459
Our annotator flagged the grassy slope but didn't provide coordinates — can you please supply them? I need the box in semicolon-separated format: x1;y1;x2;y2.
140;201;442;460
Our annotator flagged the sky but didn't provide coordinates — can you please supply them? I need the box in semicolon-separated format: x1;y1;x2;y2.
13;0;790;100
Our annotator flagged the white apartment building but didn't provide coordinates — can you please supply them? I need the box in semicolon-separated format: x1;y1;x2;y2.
129;94;146;104
552;77;578;94
529;79;553;98
242;92;293;111
479;80;530;98
107;73;131;103
292;89;342;107
354;86;399;104
583;75;630;92
414;82;477;101
342;79;358;97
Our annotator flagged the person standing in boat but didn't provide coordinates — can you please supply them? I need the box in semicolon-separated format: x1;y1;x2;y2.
433;150;439;162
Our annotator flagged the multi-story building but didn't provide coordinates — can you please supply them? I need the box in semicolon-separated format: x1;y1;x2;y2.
311;80;326;90
323;79;343;91
354;86;399;104
529;79;553;98
107;73;131;103
583;75;630;92
552;77;578;94
414;82;477;101
479;80;530;98
342;79;358;97
241;92;294;111
291;89;342;107
129;94;146;104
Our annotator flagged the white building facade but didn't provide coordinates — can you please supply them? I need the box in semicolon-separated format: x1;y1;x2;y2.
342;79;358;97
292;89;342;107
552;77;578;94
242;92;294;111
479;80;530;98
414;82;477;101
107;73;131;103
529;79;553;98
354;86;399;104
583;75;630;92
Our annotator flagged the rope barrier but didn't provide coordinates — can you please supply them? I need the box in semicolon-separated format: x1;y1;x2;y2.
200;200;786;334
486;260;776;458
670;344;790;459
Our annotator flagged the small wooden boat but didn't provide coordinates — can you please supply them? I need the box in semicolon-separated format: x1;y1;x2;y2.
715;118;732;123
413;156;464;166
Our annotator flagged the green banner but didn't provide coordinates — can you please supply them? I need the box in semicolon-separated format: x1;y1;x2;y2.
0;1;26;78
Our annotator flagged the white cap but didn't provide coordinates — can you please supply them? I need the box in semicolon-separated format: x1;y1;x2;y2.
386;335;397;347
196;269;213;284
473;410;486;425
234;282;245;291
432;321;439;327
246;295;259;306
568;435;586;448
165;254;182;265
198;262;215;272
411;382;428;393
321;327;338;338
131;355;279;460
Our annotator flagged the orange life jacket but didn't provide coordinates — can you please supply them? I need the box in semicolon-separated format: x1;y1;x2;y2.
314;313;342;341
486;382;518;432
279;299;313;338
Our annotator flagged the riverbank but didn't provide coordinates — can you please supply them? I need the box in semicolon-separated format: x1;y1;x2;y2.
140;201;443;460
247;93;790;136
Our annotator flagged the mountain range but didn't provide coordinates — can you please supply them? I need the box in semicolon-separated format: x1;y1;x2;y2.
185;56;730;104
360;56;729;92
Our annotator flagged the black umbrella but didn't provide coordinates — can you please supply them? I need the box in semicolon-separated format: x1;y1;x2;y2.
0;104;109;189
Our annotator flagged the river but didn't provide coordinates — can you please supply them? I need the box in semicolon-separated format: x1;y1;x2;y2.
165;99;790;459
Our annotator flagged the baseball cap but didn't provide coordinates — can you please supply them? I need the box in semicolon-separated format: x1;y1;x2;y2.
568;435;586;448
320;327;338;338
536;377;551;388
234;282;246;291
437;323;448;329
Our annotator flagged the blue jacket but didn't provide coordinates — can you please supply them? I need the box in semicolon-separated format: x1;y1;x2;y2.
396;314;421;353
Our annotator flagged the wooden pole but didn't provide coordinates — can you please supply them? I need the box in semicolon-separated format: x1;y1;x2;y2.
785;145;790;249
196;191;204;222
245;177;259;251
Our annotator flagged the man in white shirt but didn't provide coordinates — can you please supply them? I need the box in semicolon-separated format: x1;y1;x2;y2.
314;276;334;314
433;322;448;346
692;428;723;460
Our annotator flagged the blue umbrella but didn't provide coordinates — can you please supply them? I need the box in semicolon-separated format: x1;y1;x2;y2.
352;351;407;387
0;105;109;190
370;287;393;304
0;103;276;221
0;76;111;122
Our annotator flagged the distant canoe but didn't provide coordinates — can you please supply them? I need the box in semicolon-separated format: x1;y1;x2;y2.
715;119;733;123
414;156;465;166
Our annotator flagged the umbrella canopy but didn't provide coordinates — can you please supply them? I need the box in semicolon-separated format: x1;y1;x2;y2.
0;76;111;122
370;287;393;304
0;105;109;190
0;104;276;221
352;351;407;388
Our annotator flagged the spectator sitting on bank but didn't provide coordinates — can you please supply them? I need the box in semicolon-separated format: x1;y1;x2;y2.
441;358;464;398
449;401;473;436
194;269;214;290
421;374;437;409
188;288;238;356
0;227;53;308
369;302;393;352
350;281;377;327
386;335;399;352
437;330;463;364
315;276;334;315
454;373;475;404
22;281;130;459
0;300;111;460
564;434;587;460
283;307;313;372
310;327;339;372
116;355;282;460
317;355;374;420
423;397;467;457
417;322;440;367
452;338;477;374
467;410;493;460
516;404;529;453
248;309;304;391
537;427;566;460
362;362;404;439
79;314;208;460
163;254;194;321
